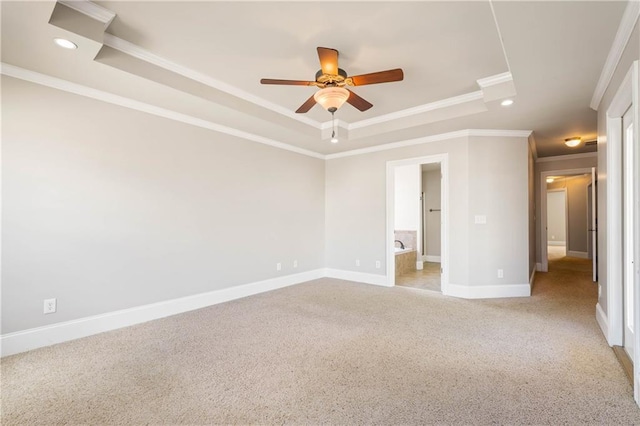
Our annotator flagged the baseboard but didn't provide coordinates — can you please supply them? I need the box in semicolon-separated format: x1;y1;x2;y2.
324;268;390;287
423;255;441;262
529;268;536;288
567;250;589;259
445;283;531;299
548;241;566;246
596;302;609;343
536;262;543;271
1;268;325;357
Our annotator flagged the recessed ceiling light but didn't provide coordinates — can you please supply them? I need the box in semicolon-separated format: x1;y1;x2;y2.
546;177;555;183
564;137;582;148
500;99;514;107
53;38;77;49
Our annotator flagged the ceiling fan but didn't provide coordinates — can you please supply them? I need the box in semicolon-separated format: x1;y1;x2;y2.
260;47;404;114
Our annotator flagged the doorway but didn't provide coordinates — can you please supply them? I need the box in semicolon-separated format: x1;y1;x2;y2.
546;188;567;260
386;154;449;293
540;168;595;273
394;163;442;292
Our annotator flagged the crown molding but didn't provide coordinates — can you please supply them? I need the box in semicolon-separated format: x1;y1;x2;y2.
55;2;517;140
325;129;532;160
58;0;116;26
347;91;485;131
102;34;323;130
1;63;325;160
2;62;533;163
590;0;640;110
476;72;513;88
535;152;598;163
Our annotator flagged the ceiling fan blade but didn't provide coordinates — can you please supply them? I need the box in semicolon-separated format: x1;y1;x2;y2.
295;94;317;113
260;78;316;86
317;47;339;75
349;68;404;86
346;89;373;112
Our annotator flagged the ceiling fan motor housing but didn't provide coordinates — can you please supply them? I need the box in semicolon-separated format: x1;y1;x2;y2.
316;68;348;86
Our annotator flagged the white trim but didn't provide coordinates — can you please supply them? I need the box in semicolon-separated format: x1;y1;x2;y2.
567;250;589;259
536;262;543;271
58;0;116;26
529;268;536;289
489;0;512;73
596;302;610;343
102;34;322;130
476;72;513;89
446;283;530;299
535;152;598;163
102;33;513;136
348;91;484;130
423;255;441;263
0;63;325;160
324;268;390;287
528;134;539;162
1;269;325;357
590;0;640;110
3;63;537;163
326;129;532;160
605;63;637;349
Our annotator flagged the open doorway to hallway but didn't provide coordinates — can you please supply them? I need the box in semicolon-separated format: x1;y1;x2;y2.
545;173;594;276
540;167;596;278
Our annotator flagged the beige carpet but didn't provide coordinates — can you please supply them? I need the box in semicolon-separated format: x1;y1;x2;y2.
2;260;639;424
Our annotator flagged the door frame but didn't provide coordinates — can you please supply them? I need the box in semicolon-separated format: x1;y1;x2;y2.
604;61;639;402
540;168;593;272
386;154;449;292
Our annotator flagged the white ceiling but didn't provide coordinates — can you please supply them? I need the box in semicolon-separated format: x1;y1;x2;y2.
0;1;631;157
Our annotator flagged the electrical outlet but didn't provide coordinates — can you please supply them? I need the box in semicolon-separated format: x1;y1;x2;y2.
375;260;381;269
44;298;56;314
276;263;282;271
355;259;360;267
293;260;298;268
497;269;504;278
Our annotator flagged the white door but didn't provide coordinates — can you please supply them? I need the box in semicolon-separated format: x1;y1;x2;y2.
623;106;635;361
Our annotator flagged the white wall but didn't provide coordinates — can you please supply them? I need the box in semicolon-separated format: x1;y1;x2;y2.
547;190;567;245
1;76;326;334
394;165;420;231
467;137;529;287
325;135;530;293
325;137;469;281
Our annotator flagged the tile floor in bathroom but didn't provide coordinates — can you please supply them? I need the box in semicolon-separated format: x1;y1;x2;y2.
396;261;441;292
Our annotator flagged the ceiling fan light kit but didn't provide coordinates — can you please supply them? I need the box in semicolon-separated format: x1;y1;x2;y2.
314;87;350;111
260;47;404;142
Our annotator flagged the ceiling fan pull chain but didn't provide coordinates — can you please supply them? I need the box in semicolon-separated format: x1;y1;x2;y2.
331;111;338;144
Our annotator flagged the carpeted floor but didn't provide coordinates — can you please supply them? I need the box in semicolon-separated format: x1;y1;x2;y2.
2;257;639;424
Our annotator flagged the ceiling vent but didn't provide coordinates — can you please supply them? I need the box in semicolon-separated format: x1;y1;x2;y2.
585;140;597;146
